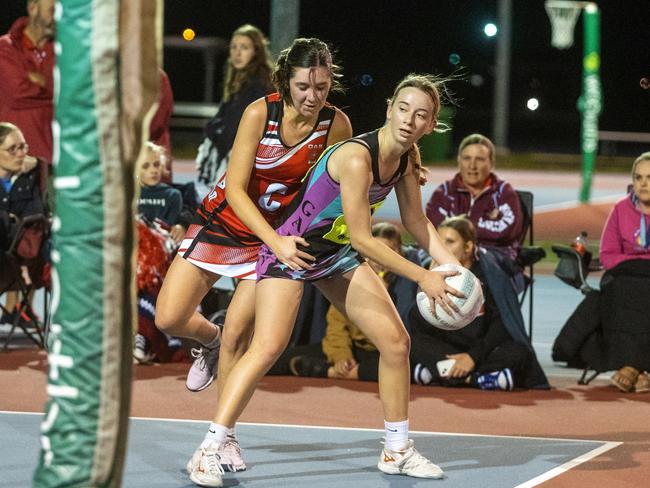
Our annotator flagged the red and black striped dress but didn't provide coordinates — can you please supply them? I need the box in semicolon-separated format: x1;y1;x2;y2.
179;93;337;279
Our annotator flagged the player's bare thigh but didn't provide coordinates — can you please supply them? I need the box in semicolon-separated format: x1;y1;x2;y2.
316;263;409;352
156;254;220;331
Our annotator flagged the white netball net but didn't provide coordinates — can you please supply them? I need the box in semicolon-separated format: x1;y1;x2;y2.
545;1;584;49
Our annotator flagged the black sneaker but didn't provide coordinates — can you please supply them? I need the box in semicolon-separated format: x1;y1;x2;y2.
289;356;329;378
0;310;16;325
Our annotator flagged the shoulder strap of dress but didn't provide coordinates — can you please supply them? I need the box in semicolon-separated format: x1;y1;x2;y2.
263;93;282;136
316;103;337;144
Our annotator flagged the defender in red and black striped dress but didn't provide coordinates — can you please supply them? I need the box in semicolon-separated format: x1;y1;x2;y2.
155;38;351;483
180;92;338;279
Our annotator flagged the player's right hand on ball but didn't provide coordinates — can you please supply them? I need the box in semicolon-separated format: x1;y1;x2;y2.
418;269;464;316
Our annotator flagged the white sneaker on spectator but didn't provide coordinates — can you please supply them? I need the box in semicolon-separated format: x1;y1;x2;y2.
220;434;246;472
377;439;445;479
133;333;155;364
187;441;225;487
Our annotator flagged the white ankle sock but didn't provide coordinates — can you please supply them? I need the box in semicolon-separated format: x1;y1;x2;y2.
202;423;228;447
203;324;221;349
384;419;409;451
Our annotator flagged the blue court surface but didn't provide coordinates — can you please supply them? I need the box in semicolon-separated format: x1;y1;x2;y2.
2;412;619;488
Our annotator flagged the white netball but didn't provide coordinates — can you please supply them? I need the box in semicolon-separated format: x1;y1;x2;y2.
416;263;484;331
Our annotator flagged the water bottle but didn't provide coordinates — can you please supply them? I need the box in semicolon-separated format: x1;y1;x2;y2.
571;231;589;256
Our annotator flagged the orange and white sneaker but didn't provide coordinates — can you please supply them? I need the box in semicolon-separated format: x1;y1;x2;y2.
377;439;445;479
186;441;225;487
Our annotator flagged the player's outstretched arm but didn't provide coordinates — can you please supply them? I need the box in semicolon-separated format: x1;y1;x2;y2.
335;147;457;313
395;146;459;268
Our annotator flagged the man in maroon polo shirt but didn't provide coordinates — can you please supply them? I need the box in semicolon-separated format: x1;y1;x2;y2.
0;0;55;163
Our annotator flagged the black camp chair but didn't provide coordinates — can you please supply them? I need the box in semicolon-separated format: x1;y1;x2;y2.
551;244;606;384
516;190;547;339
0;214;51;350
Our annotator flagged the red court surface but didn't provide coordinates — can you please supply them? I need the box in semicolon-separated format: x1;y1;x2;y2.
2;349;649;487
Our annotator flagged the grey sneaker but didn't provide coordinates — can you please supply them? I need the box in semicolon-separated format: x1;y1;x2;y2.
220;434;246;472
187;441;225;487
377;439;445;479
186;313;224;392
186;342;220;392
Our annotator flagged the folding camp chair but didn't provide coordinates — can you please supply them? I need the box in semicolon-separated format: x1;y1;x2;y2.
551;244;606;384
515;190;547;338
0;214;50;350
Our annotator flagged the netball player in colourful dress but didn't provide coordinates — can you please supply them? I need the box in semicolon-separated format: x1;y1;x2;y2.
155;38;351;472
186;74;463;486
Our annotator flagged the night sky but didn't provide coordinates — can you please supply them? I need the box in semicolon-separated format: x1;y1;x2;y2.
2;0;649;153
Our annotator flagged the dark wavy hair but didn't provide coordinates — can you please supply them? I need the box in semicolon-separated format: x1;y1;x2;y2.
222;24;273;102
271;38;344;105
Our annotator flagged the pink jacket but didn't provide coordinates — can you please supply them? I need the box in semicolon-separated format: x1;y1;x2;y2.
0;17;55;163
600;194;650;270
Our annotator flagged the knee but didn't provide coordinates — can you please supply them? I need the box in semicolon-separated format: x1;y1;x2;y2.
248;340;288;369
154;302;185;335
378;331;411;364
220;321;253;355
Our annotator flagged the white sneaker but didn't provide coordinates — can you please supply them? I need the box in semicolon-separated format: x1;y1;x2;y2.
220;434;247;472
377;440;445;479
187;441;225;487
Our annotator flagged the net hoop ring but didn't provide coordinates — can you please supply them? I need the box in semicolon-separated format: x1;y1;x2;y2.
545;0;587;49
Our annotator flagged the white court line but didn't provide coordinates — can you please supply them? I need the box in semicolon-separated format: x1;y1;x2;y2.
514;441;622;488
0;410;616;445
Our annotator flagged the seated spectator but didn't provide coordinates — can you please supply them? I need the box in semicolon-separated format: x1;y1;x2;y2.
268;303;380;381
137;142;188;244
268;222;422;381
409;216;547;391
425;134;524;283
557;152;650;393
0;122;48;325
134;142;188;363
599;152;650;270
